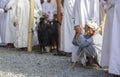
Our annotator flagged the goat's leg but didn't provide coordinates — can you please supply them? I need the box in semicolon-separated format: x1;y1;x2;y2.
49;45;53;52
40;41;45;53
43;46;46;52
55;38;59;52
53;38;60;55
39;45;44;54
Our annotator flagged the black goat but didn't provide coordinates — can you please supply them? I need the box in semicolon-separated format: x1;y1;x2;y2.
37;17;60;53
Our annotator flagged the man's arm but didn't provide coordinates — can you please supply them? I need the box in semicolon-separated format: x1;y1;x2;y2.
73;35;92;47
78;35;92;47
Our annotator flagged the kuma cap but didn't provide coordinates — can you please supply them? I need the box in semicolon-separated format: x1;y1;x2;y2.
86;20;98;30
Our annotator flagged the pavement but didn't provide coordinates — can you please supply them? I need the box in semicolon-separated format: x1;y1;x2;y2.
0;47;114;77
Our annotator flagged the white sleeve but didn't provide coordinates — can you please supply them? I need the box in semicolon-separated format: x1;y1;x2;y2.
34;0;42;12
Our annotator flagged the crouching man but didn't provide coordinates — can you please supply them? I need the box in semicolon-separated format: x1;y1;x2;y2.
72;20;102;67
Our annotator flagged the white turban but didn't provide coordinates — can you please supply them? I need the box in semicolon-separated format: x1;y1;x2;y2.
86;20;98;31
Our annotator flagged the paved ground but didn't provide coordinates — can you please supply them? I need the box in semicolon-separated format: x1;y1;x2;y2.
0;47;113;77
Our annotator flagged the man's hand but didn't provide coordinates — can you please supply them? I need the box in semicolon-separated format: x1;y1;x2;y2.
74;25;82;39
74;25;82;34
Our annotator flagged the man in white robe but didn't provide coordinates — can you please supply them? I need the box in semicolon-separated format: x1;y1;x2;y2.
72;0;100;62
42;0;54;20
14;0;42;48
100;0;120;76
60;0;76;55
0;0;16;47
13;0;30;48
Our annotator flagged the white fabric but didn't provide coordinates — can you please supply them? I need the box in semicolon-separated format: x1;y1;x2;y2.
51;0;57;14
0;8;4;42
0;0;7;44
60;0;77;53
0;0;16;44
42;1;54;20
0;9;4;13
72;0;100;62
73;0;100;27
14;0;30;48
33;0;42;46
100;0;120;75
50;0;63;14
34;0;42;18
0;36;1;43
